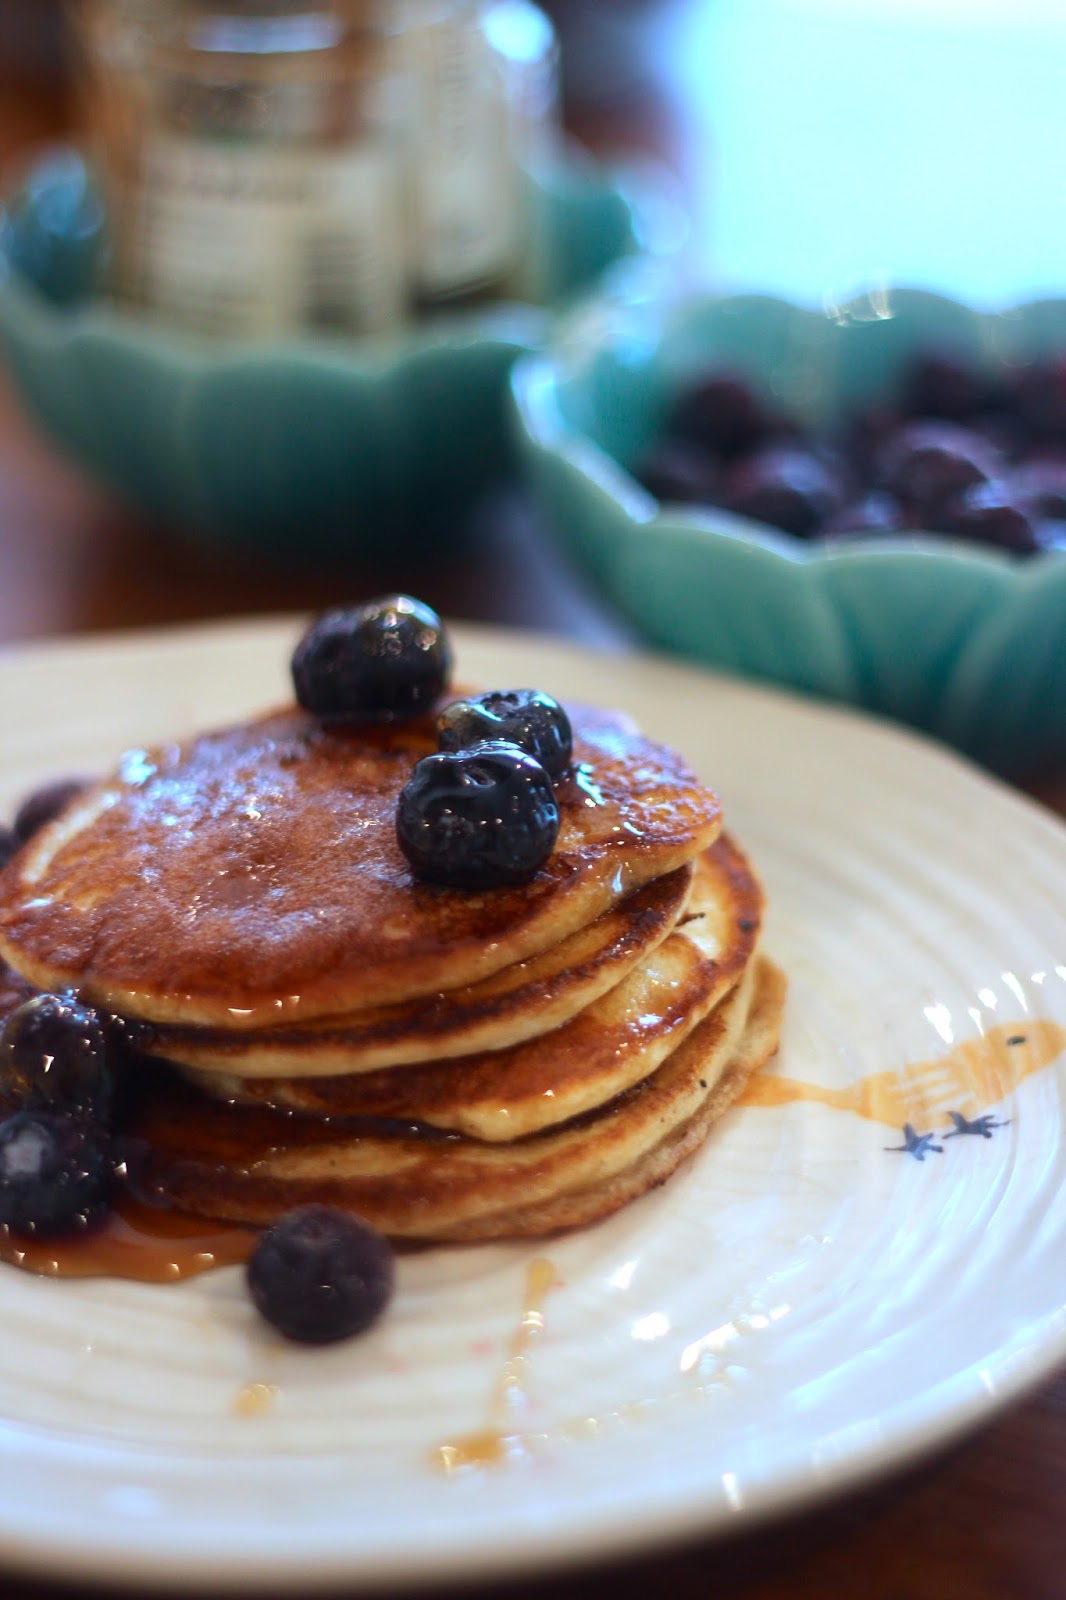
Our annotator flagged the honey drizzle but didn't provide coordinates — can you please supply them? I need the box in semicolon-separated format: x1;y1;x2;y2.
426;1019;1066;1472
234;1380;279;1418
0;1191;256;1282
434;1256;558;1472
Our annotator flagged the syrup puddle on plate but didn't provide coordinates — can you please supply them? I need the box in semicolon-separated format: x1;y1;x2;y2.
0;1191;256;1282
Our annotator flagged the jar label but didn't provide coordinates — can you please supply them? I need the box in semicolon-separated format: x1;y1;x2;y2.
408;14;522;298
138;138;405;338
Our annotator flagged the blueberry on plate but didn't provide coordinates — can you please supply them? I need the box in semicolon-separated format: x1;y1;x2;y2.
397;741;560;890
13;777;91;845
291;597;452;722
0;1110;113;1234
437;690;573;779
0;993;120;1122
247;1205;395;1345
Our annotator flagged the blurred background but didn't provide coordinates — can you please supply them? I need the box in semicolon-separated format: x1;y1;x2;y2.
8;0;1066;302
2;0;1062;739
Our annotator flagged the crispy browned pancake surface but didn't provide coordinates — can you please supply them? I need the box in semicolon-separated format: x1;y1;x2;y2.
0;702;721;1028
127;957;786;1241
138;863;696;1077
188;836;763;1138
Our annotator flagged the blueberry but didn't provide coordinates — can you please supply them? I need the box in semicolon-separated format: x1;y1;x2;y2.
1010;356;1066;444
0;1111;113;1234
1013;457;1066;520
901;349;987;422
725;444;846;538
437;691;573;780
836;403;892;471
940;481;1039;554
670;374;775;461
876;422;998;518
1035;518;1066;554
396;741;559;890
0;993;120;1121
13;777;91;844
291;597;452;722
970;409;1026;463
633;438;720;506
247;1205;394;1345
821;491;904;538
0;826;16;870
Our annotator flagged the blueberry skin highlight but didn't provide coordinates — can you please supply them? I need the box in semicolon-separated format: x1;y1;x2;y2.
397;741;560;890
0;1111;113;1235
0;993;120;1122
292;597;452;721
437;690;573;779
247;1205;395;1345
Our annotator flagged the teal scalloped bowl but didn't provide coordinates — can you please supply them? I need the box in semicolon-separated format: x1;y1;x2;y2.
511;279;1066;778
0;149;678;556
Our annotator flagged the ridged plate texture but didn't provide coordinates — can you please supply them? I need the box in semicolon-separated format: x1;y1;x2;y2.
0;620;1064;1591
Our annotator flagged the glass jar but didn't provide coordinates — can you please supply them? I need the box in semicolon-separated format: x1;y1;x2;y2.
398;0;558;307
77;0;408;339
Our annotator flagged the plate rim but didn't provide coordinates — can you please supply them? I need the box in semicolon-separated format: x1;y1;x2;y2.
0;616;1063;1594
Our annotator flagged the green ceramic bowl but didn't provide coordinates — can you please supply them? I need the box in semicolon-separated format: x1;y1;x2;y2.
0;148;678;556
511;276;1066;778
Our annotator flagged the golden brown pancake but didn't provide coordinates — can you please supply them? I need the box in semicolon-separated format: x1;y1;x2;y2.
0;702;721;1029
126;956;785;1241
445;957;787;1241
136;861;696;1078
186;836;763;1140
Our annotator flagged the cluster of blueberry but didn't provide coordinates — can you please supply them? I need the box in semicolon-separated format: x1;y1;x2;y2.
293;596;574;891
0;859;395;1343
0;595;577;1348
637;349;1066;554
0;779;118;1241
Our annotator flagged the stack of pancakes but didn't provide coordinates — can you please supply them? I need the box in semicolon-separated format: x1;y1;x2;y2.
0;698;785;1242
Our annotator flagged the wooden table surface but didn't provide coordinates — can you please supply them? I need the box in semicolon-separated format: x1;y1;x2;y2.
0;3;1064;1596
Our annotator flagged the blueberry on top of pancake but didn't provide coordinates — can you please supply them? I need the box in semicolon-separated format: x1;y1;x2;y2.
292;597;452;723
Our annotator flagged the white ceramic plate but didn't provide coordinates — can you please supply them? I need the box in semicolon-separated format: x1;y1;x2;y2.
0;619;1064;1593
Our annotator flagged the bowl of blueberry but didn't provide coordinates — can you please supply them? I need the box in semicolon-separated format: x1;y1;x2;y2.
0;149;678;557
511;282;1066;778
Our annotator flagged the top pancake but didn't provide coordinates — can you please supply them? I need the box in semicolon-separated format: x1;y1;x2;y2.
0;700;721;1028
135;862;695;1077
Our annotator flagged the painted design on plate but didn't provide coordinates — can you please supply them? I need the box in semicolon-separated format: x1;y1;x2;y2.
427;1013;1066;1474
740;1019;1066;1143
884;1123;943;1161
943;1110;1010;1140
